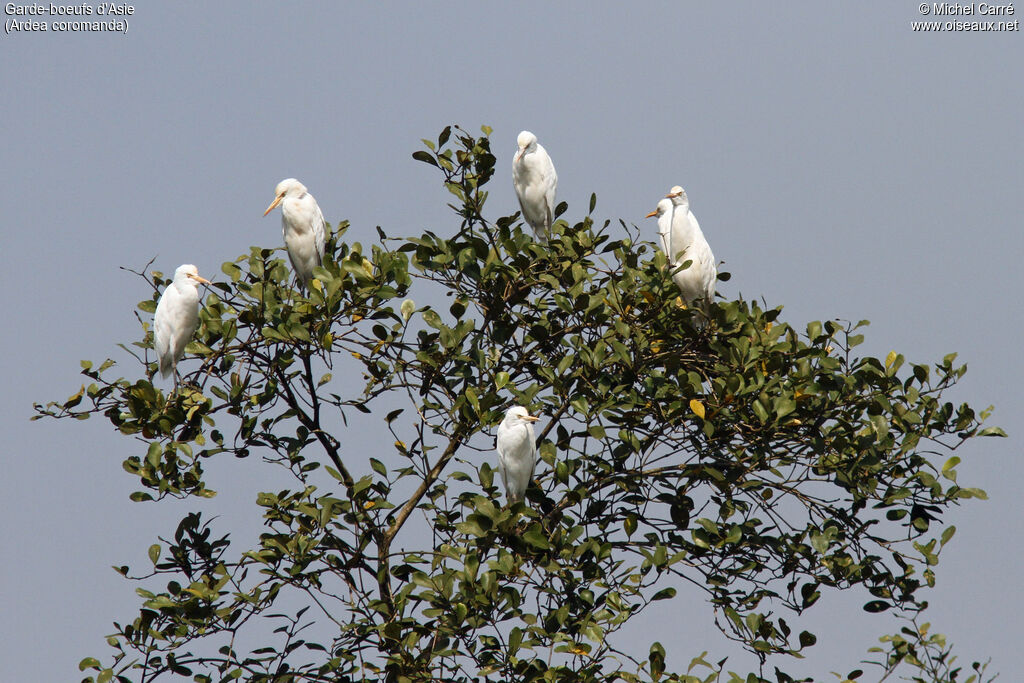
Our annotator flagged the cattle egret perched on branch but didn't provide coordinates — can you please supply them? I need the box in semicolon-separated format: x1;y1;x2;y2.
496;406;540;504
646;186;716;310
512;131;558;239
154;264;210;384
263;178;326;291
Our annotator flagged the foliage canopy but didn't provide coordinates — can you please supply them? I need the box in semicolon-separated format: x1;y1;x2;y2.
38;126;1003;683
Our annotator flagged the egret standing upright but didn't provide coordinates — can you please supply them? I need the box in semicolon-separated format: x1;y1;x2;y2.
512;131;558;240
496;406;540;505
263;178;326;291
154;264;210;386
646;186;717;310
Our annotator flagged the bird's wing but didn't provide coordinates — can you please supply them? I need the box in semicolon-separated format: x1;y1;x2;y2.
154;292;173;377
698;235;717;302
527;432;538;481
312;203;326;266
496;427;513;497
498;457;512;498
512;162;530;220
543;156;558;227
657;212;672;258
670;209;699;264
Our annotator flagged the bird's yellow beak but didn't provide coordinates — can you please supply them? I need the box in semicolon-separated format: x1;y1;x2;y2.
514;147;525;164
189;273;212;285
644;209;658;218
523;415;540;422
665;191;682;199
263;194;284;216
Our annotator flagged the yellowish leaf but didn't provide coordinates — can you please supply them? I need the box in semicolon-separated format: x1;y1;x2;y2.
689;399;706;420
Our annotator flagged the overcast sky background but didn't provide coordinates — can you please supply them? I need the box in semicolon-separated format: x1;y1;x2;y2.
2;3;1021;681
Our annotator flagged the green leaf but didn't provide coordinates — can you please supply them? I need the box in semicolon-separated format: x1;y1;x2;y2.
422;309;443;329
79;657;101;671
465;387;480;415
401;299;415;321
221;262;242;281
63;385;85;409
456;519;488;537
652;587;676;601
863;600;891;613
145;442;162;470
412;150;438;167
624;514;638;537
523;525;550;550
148;544;161;566
870;414;889;438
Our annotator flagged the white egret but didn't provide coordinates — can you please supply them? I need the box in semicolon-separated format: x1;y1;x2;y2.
263;178;326;291
512;131;558;239
496;406;540;504
646;186;717;310
154;264;210;384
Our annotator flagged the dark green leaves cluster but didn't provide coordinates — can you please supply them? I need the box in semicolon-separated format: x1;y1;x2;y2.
36;125;1002;683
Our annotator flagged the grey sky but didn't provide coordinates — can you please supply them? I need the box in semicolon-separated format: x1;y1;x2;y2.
2;2;1020;680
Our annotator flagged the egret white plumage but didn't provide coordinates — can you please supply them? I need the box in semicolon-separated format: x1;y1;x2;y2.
646;186;717;310
496;406;540;504
263;178;326;291
512;131;558;239
154;264;210;384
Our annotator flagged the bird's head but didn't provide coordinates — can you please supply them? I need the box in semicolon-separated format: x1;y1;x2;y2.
665;186;689;208
175;264;211;286
645;197;673;220
514;130;537;164
264;178;307;216
504;405;539;425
